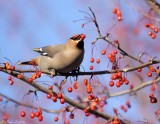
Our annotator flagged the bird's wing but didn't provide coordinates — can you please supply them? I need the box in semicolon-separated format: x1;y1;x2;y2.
33;44;65;58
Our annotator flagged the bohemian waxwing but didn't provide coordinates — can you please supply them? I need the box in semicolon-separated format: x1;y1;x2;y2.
18;34;86;76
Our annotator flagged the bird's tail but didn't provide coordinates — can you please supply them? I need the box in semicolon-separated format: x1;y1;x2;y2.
18;58;38;66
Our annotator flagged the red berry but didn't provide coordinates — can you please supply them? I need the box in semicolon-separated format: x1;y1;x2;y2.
68;87;73;93
38;115;43;121
111;74;117;80
81;24;84;28
112;8;117;14
116;81;121;87
0;97;2;101
20;111;26;117
81;34;86;39
70;114;74;119
85;112;90;116
116;10;121;16
151;33;156;39
154;28;159;33
109;80;114;87
101;49;106;55
114;40;119;44
8;75;12;80
57;93;63;99
52;96;57;102
130;84;134;90
117;16;122;21
87;87;92;94
73;82;78;89
126;101;131;108
108;54;113;59
84;79;88;86
120;105;125;110
60;98;65;104
17;74;22;79
150;97;157;103
28;78;33;83
35;111;40;117
148;72;152;77
94;97;99;103
48;86;53;90
114;50;118;54
96;59;100;64
149;66;155;72
30;112;35;118
10;66;15;70
149;93;154;98
47;94;52;99
148;31;152;36
125;80;129;85
89;65;93;70
137;68;142;72
84;108;89;113
54;117;59;122
10;80;14;85
90;58;94;63
117;72;122;78
88;94;94;100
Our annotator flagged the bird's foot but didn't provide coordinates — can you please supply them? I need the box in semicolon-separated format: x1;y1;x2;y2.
71;67;80;80
71;66;80;74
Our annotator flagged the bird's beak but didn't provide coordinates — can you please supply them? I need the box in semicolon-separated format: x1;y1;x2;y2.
76;34;86;43
79;34;86;41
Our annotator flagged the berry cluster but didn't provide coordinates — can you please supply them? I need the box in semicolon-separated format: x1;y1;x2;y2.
108;50;118;64
145;23;159;39
4;62;15;71
28;71;42;83
109;72;129;87
8;75;14;85
84;79;92;94
120;101;131;112
89;57;101;70
20;110;43;121
112;8;122;21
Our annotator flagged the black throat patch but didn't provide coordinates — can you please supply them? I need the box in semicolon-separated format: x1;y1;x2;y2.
77;41;84;49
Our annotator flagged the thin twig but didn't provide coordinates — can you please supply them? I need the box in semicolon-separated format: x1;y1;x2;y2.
89;7;102;37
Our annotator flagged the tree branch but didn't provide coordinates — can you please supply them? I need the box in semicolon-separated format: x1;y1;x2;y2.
123;0;160;22
0;93;60;114
1;59;160;77
108;77;160;98
0;68;128;124
145;0;160;15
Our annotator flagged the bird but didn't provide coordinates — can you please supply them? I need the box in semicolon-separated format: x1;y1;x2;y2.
18;34;86;77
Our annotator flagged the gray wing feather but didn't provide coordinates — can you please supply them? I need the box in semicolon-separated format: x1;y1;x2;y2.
41;44;65;57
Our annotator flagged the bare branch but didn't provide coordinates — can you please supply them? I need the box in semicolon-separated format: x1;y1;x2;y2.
124;0;160;22
109;77;160;98
145;0;160;15
0;93;60;114
0;68;128;124
1;60;160;77
89;7;102;37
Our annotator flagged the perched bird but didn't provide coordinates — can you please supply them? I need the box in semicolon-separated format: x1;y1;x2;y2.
18;34;86;76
